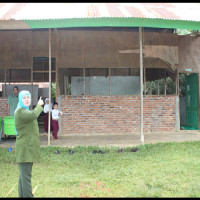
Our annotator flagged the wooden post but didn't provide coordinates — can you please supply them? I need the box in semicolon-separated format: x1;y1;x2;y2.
150;82;152;95
66;69;69;95
9;69;11;85
4;69;6;97
83;68;85;95
63;74;66;95
164;70;167;95
175;70;180;130
198;73;200;128
176;70;179;95
109;68;111;95
31;59;33;109
55;29;60;100
139;27;144;144
48;28;52;146
144;67;146;94
64;69;69;95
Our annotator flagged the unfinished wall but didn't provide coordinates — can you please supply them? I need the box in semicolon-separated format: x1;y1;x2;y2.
59;95;176;134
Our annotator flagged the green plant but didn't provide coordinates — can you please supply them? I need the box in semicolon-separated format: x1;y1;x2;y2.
51;82;56;98
145;77;176;95
179;74;186;96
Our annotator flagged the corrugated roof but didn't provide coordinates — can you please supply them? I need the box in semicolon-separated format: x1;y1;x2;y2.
0;3;200;30
0;3;199;21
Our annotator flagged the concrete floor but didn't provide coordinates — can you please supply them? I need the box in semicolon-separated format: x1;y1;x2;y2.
1;130;200;148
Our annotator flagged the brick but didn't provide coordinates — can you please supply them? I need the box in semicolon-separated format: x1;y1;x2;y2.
58;95;176;134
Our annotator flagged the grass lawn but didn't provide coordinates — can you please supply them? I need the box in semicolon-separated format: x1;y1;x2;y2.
1;141;200;197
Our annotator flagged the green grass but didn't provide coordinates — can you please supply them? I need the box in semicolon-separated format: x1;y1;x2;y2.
1;141;200;197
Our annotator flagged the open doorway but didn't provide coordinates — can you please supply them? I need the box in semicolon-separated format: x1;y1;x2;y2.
179;73;199;130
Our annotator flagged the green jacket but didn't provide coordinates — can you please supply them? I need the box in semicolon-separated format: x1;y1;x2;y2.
15;104;43;163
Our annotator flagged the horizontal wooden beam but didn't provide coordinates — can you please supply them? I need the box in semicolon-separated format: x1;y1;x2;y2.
33;71;56;73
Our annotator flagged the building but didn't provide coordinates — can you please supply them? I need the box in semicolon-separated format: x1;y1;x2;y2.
0;3;200;139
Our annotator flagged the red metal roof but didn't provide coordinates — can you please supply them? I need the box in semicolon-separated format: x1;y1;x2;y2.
0;3;200;22
124;5;146;18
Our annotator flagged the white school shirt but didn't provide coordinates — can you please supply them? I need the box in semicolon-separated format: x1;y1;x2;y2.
52;109;63;120
44;103;53;113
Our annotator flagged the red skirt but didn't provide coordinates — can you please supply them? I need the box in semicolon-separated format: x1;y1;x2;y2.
44;113;53;133
52;119;59;139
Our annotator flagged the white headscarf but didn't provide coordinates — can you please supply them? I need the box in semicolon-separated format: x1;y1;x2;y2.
44;98;52;113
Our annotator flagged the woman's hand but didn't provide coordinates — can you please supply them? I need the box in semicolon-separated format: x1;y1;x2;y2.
38;96;44;106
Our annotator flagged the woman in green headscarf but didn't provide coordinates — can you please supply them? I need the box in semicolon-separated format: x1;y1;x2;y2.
14;90;44;198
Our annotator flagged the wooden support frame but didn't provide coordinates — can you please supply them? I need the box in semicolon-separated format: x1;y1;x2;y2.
164;69;167;95
31;60;33;109
55;28;60;100
158;79;160;95
176;70;180;130
83;68;85;95
48;28;52;146
139;27;144;144
32;70;56;73
176;70;179;95
109;68;111;95
144;67;146;94
198;73;200;128
3;69;6;96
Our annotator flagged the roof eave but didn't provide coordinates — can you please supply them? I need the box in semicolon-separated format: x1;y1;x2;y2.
0;17;199;30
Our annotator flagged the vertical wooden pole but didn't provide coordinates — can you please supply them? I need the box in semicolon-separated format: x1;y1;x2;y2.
150;82;152;95
144;67;146;94
164;70;167;95
83;68;85;95
66;69;69;95
176;70;179;95
64;69;69;95
31;59;33;109
9;69;11;85
175;69;180;130
63;74;66;95
177;70;180;129
67;71;69;95
4;69;6;97
109;68;111;95
198;73;200;128
55;29;60;100
139;27;144;144
48;28;52;146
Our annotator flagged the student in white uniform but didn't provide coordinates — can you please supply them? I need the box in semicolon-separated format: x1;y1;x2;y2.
43;98;53;133
51;102;63;140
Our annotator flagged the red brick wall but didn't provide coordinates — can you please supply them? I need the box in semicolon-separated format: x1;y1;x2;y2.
0;98;8;117
60;95;176;134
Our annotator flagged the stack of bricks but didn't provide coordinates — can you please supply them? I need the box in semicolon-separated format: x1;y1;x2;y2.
0;98;8;117
60;95;176;134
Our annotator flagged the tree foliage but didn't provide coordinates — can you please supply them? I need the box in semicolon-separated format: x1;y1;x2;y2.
145;74;186;95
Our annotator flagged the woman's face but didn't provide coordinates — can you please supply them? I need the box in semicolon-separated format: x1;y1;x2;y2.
22;95;31;107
